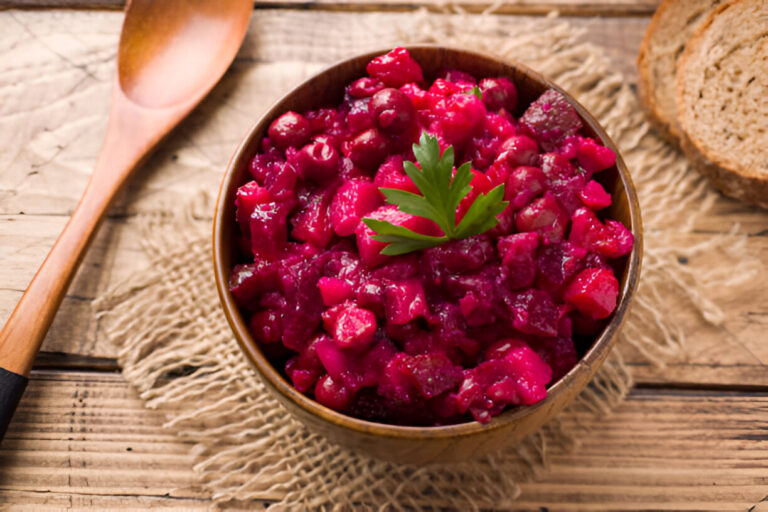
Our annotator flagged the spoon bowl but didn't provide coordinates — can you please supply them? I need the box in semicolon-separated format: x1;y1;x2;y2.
118;0;252;108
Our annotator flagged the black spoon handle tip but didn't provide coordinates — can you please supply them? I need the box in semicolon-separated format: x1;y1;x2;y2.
0;366;28;442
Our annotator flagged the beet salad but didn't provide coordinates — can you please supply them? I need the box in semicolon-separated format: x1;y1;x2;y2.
229;47;633;425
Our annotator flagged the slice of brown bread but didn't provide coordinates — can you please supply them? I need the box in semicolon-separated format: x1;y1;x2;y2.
675;0;768;209
637;0;722;143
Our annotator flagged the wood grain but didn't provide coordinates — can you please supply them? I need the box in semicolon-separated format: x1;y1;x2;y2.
2;371;767;509
1;0;662;16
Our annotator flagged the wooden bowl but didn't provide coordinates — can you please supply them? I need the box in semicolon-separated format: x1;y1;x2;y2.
213;46;642;464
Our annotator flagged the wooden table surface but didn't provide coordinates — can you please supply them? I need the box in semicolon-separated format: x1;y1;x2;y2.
1;1;767;510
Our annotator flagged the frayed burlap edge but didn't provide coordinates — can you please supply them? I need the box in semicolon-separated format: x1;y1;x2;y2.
93;10;759;511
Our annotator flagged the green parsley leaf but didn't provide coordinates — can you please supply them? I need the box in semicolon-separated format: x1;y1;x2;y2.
362;132;508;256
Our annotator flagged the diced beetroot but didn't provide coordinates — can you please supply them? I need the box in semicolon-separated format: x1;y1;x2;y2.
564;267;619;319
463;133;503;171
355;279;386;317
400;82;430;110
293;141;340;183
540;152;576;183
530;317;579;382
456;345;551;423
248;309;282;344
229;260;278;306
249;145;283;183
343;128;390;170
268;111;311;151
315;335;397;391
571;311;606;336
384;319;421;343
284;335;325;393
249;202;288;259
540;153;585;214
428;78;463;98
371;88;416;134
483;338;529;361
442;270;499;327
371;254;420;281
373;155;419;195
379;353;462;404
497;232;540;289
536;241;587;293
422;235;495;285
279;276;325;350
497;135;539;167
347;77;385;99
432;93;486;148
569;208;633;258
322;250;366;287
321;301;351;333
235;181;272;232
366;47;424;88
479;77;517;112
484;112;516;140
333;304;377;351
259;291;287;310
290;188;334;250
318;277;354;306
355;205;439;268
458;292;495;327
385;279;428;325
439;69;476;84
505;165;546;209
577;137;616;175
506;289;559;337
503;343;553;403
425;302;478;359
345;97;375;135
378;353;419;404
330;179;382;236
314;374;355;412
515;192;569;243
605;220;635;257
486;160;513;188
262;161;298;205
287;365;318;394
520;89;583;151
580;180;612;210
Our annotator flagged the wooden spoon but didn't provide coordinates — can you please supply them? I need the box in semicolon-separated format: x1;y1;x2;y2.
0;0;253;439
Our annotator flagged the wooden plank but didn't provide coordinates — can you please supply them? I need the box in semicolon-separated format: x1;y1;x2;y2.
0;0;661;16
1;371;767;510
0;9;765;387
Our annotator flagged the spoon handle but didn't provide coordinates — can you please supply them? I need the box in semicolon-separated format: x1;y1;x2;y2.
0;367;28;440
0;170;115;440
0;104;145;439
0;171;115;376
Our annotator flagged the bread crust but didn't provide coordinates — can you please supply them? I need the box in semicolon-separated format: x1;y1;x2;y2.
675;0;768;210
636;0;680;144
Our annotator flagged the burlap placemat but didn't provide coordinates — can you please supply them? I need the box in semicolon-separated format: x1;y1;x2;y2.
94;10;757;510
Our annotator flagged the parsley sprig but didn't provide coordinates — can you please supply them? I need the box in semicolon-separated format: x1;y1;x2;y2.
362;132;508;256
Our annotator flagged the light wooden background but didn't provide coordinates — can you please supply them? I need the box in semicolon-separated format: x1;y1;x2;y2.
0;1;766;510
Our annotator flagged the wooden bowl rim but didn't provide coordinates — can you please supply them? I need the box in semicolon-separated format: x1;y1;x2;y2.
213;44;643;440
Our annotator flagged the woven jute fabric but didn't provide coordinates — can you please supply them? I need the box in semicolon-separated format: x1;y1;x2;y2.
94;10;757;510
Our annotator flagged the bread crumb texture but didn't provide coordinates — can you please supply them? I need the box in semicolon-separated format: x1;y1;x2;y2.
677;0;768;177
